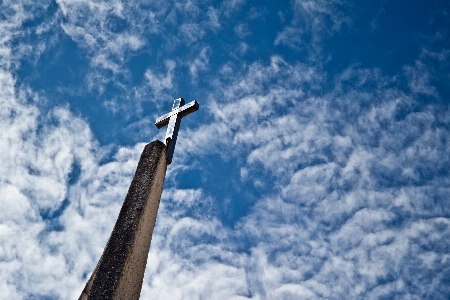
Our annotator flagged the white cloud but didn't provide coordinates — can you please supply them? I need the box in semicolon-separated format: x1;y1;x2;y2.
178;56;320;159
275;0;350;57
145;60;176;95
206;7;221;31
168;56;450;298
0;67;146;298
57;1;144;85
0;70;83;298
234;23;251;39
178;23;206;45
221;0;245;17
404;61;438;97
189;47;210;82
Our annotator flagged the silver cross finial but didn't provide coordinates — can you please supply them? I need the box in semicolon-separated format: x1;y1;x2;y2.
155;98;199;164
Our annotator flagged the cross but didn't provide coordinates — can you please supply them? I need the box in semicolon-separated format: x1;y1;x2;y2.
155;97;199;164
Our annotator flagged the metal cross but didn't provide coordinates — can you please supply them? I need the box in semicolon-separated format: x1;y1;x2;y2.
155;97;199;164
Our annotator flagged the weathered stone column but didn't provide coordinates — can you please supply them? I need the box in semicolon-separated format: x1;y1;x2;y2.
79;140;167;300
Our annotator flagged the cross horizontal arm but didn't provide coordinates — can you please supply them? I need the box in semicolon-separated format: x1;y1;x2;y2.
155;100;199;128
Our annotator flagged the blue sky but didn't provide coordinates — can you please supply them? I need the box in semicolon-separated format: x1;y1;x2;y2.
1;0;450;299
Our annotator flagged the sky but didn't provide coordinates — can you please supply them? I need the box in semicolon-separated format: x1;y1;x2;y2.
1;0;450;299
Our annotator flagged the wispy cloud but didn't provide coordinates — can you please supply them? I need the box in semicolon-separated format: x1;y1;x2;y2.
189;47;211;82
168;53;450;298
275;0;350;59
145;60;177;95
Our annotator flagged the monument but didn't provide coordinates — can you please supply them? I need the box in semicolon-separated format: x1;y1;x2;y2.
79;98;199;300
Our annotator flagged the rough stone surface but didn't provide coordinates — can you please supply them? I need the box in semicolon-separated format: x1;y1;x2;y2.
80;140;167;300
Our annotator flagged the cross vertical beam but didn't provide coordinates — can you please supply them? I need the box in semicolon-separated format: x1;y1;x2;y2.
155;97;199;164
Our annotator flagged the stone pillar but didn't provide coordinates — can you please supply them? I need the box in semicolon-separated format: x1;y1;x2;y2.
79;140;167;300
